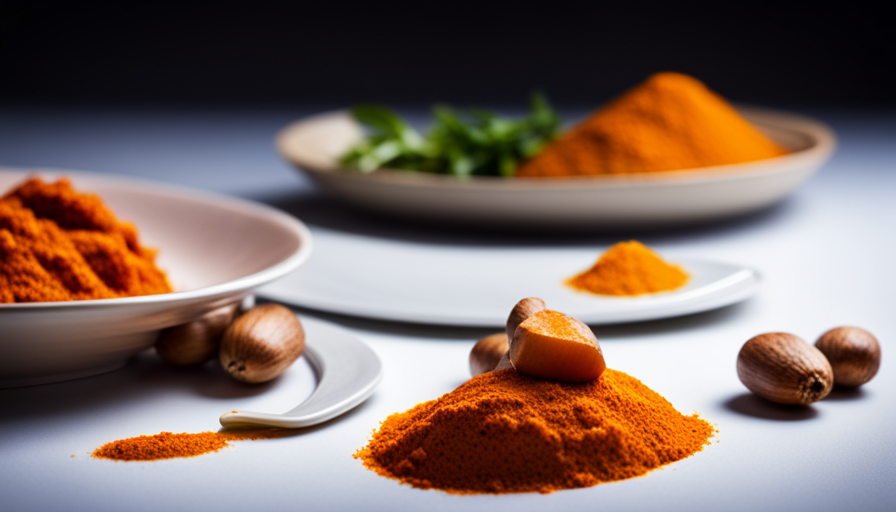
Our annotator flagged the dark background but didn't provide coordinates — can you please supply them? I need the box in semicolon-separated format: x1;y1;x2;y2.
1;3;893;109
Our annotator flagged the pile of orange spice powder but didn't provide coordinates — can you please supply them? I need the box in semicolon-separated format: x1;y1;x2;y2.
0;177;172;302
355;369;714;494
516;72;789;177
92;429;285;461
567;241;689;296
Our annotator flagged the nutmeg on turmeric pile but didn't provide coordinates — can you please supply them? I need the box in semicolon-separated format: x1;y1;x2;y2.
0;177;171;302
516;72;789;177
567;241;688;296
355;369;714;494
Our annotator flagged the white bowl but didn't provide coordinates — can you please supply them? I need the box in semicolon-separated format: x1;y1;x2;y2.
276;107;835;228
0;169;313;387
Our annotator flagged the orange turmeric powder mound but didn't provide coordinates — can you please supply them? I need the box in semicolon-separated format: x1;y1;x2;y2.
92;429;285;461
567;240;688;296
516;72;789;177
354;369;714;494
0;177;172;303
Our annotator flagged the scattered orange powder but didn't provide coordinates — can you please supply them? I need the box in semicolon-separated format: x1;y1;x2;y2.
92;429;285;461
0;177;172;303
516;72;789;177
567;241;688;296
355;369;714;494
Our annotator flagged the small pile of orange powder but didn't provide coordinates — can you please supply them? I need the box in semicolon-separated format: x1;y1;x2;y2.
516;72;789;177
355;369;714;494
568;241;688;296
0;177;172;303
92;430;285;461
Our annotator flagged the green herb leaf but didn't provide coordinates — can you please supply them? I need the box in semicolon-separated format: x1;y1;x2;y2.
340;93;560;177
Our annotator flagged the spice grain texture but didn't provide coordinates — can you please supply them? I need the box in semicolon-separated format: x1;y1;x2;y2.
568;241;688;296
355;369;714;494
516;72;788;177
92;430;284;461
0;177;171;302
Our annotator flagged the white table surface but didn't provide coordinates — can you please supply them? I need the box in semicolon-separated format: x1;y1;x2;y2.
1;106;894;512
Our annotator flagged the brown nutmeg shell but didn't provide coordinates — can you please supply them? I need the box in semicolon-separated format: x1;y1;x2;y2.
815;326;881;387
219;304;305;384
505;297;546;342
156;303;240;366
494;351;513;371
469;333;509;377
737;332;833;405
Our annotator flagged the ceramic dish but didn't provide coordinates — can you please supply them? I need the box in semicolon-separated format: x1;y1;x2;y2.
0;169;313;388
259;231;760;327
277;107;835;228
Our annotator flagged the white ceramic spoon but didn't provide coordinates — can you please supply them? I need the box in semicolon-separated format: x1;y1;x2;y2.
220;316;382;428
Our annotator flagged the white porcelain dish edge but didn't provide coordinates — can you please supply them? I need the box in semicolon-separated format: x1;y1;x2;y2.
261;254;761;327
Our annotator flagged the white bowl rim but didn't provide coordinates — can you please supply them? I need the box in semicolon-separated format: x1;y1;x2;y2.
0;168;313;310
276;105;836;188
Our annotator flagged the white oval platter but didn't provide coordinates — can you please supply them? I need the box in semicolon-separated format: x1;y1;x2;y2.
276;107;835;228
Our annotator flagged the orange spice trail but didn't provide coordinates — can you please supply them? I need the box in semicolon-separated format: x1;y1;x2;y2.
567;240;688;296
92;429;285;461
355;369;715;494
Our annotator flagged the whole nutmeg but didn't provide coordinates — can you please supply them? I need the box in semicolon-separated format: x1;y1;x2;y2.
469;333;509;377
505;297;546;341
737;332;833;405
815;326;881;387
156;303;240;366
219;304;305;384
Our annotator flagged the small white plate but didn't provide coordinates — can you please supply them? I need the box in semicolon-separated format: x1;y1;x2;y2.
276;106;835;229
259;232;760;327
0;169;313;387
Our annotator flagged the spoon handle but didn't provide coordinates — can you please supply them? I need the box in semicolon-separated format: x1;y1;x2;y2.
219;318;382;429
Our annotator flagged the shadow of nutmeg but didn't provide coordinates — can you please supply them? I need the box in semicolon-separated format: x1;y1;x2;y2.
822;386;869;402
722;393;819;421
